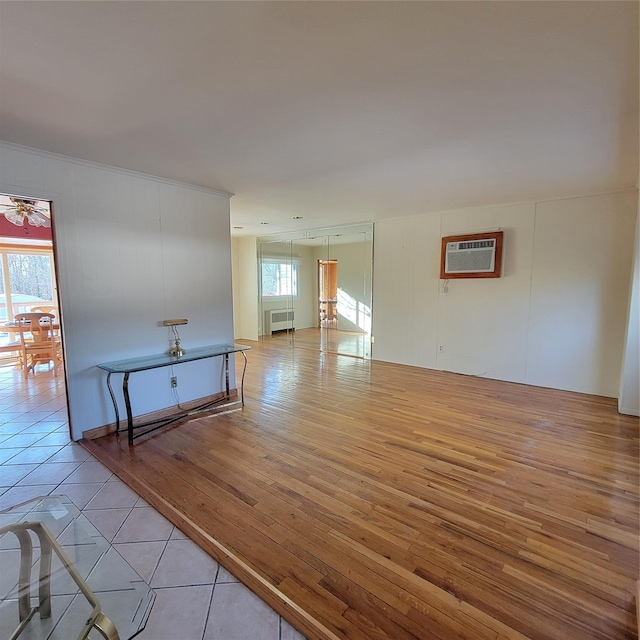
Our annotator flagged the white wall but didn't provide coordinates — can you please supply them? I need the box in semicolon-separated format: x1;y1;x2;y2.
373;190;638;398
290;243;317;331
232;236;259;341
526;193;637;396
1;142;235;439
618;207;639;415
372;213;442;369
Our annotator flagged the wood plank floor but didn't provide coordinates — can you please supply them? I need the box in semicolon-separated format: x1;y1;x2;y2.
82;339;639;640
266;327;370;358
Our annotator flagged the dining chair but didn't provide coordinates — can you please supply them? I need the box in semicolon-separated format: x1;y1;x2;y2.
0;339;22;364
30;306;60;335
14;312;62;377
31;305;57;316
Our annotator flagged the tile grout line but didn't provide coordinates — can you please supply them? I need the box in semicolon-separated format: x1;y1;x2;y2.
200;564;219;640
148;530;173;586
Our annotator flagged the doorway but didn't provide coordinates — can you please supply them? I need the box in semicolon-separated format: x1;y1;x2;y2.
318;259;337;328
0;194;67;427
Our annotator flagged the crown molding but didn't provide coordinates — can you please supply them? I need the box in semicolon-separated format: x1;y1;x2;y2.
0;140;234;200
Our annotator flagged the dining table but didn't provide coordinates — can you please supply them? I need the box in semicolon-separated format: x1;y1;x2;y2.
0;321;62;375
0;320;60;334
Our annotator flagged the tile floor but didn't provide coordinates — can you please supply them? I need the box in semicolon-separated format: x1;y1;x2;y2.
0;364;306;640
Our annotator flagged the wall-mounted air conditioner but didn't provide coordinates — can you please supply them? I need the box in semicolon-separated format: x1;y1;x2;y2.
440;231;504;279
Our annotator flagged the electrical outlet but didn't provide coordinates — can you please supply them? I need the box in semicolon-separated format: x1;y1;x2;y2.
170;376;177;388
438;345;444;352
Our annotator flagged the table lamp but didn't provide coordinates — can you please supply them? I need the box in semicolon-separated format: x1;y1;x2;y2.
163;319;188;357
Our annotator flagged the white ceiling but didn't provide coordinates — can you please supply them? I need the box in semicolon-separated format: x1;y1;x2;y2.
0;1;637;237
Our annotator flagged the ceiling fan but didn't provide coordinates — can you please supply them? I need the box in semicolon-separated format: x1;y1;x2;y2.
0;197;51;228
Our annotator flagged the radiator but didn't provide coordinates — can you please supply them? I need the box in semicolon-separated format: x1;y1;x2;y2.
266;309;294;334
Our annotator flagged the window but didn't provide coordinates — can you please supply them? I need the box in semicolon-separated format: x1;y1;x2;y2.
0;242;57;359
0;244;56;323
261;261;298;298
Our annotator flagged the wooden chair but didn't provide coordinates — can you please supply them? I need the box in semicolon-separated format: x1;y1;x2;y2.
14;312;62;377
31;305;57;316
31;304;58;316
30;306;59;335
0;339;23;365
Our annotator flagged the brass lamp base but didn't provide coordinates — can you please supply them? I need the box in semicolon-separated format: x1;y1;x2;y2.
167;322;186;358
168;339;185;358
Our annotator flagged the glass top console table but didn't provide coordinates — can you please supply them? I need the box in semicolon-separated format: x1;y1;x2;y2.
0;495;155;640
98;343;250;445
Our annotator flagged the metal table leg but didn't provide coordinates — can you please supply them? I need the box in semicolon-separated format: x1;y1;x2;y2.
14;527;35;623
122;372;133;445
105;372;120;436
240;350;248;405
224;353;230;398
91;612;120;639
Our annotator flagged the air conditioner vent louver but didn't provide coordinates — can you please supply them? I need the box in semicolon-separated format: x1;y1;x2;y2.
458;240;494;250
